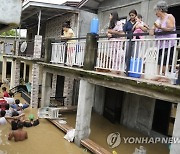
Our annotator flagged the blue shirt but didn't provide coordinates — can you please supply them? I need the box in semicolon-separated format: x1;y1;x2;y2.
123;20;134;39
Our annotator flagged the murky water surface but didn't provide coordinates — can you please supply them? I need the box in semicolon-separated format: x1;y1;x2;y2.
65;112;169;154
0;93;169;154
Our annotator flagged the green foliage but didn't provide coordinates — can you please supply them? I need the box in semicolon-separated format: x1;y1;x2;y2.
0;29;18;36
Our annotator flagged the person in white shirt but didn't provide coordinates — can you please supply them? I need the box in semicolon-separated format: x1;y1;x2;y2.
0;110;7;125
4;92;15;105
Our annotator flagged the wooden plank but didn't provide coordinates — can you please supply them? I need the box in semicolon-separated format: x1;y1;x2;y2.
81;139;111;154
48;119;73;133
58;106;77;113
48;119;111;154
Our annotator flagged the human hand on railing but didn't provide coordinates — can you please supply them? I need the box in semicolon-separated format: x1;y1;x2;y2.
107;33;112;39
149;29;155;36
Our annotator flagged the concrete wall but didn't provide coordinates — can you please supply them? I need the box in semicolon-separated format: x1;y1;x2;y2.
121;93;155;135
78;10;98;37
93;85;105;115
97;0;180;34
45;13;78;39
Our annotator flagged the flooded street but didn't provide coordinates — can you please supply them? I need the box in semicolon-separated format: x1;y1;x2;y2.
0;93;169;154
65;112;169;154
0;108;89;154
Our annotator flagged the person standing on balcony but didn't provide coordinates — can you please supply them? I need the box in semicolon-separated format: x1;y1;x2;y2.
61;23;76;66
106;12;125;74
123;9;137;39
123;10;137;71
150;1;177;82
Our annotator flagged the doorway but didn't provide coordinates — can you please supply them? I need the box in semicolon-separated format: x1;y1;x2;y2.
152;100;176;136
103;88;124;123
169;5;180;31
55;75;65;98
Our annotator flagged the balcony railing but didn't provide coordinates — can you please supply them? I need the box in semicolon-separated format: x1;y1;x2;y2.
50;32;180;85
96;38;180;82
51;41;86;67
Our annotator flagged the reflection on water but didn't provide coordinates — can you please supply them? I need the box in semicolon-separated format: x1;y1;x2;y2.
0;108;89;154
65;112;169;154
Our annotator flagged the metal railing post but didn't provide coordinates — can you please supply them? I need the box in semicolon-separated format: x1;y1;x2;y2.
64;42;67;65
126;37;133;76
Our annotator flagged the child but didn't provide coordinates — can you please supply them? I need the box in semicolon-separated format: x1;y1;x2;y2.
133;14;149;39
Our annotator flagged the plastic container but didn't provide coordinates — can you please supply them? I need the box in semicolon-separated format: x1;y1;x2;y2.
144;47;158;79
90;18;99;34
128;58;142;78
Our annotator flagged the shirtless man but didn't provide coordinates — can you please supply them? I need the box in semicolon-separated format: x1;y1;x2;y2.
8;122;28;142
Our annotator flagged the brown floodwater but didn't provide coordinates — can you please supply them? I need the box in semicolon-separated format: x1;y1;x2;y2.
0;108;89;154
65;112;169;154
0;92;169;154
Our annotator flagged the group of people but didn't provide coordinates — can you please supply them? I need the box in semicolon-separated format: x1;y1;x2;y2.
0;86;39;142
106;0;176;79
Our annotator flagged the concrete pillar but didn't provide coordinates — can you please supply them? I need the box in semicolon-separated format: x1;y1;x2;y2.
170;103;180;154
14;60;20;87
93;85;105;115
63;77;74;106
121;93;140;128
140;0;149;24
44;38;55;63
10;60;15;89
74;80;95;146
51;74;57;97
41;71;52;107
2;57;7;82
23;62;26;82
33;35;42;59
29;64;32;83
83;33;98;70
121;93;155;135
30;64;40;108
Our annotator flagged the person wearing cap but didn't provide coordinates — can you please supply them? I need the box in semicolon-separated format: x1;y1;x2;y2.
23;114;39;127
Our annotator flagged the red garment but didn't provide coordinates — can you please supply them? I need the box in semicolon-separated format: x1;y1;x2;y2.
0;99;8;110
3;91;9;97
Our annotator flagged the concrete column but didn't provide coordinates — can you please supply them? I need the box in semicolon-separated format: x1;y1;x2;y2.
74;80;95;146
121;93;155;135
23;62;26;82
170;103;180;154
41;71;52;107
51;74;57;97
83;33;98;70
29;64;32;83
93;85;105;115
63;77;74;106
140;0;149;24
121;93;140;128
10;60;15;89
14;60;20;87
33;35;42;59
30;64;40;108
2;57;7;82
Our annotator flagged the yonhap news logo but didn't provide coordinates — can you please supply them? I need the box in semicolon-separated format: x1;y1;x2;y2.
107;132;121;148
107;132;180;148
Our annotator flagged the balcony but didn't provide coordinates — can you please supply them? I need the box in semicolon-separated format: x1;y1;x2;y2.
18;40;34;57
49;33;180;86
17;36;44;59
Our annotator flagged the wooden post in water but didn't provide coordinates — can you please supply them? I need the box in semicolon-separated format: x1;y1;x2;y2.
83;33;98;70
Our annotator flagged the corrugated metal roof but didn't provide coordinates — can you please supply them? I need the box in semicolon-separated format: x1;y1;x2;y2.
78;0;104;11
21;1;79;28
